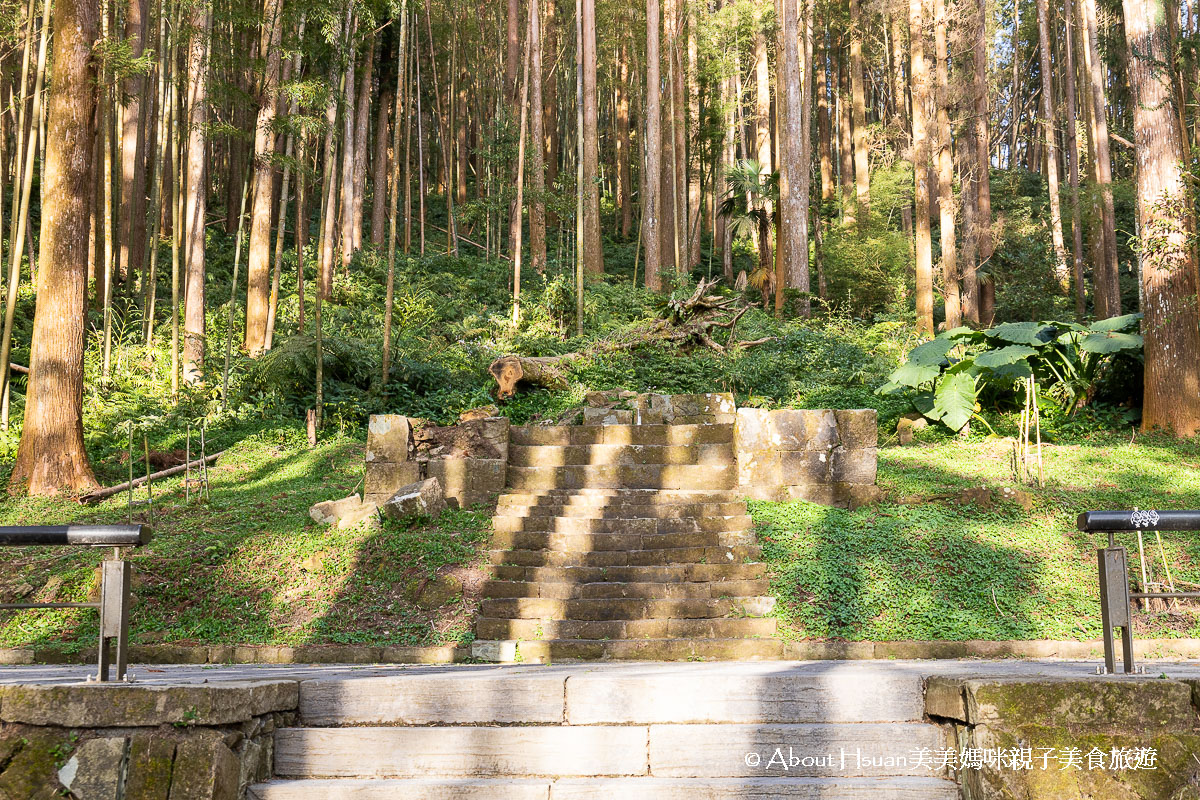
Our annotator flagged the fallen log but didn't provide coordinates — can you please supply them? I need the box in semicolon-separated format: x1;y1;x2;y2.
489;355;576;400
79;450;225;505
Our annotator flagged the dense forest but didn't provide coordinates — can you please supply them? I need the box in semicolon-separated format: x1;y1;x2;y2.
0;0;1196;496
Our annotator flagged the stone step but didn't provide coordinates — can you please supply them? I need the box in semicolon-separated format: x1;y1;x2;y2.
487;545;763;568
508;443;735;467
495;501;750;519
490;515;754;534
273;723;940;778
505;464;736;491
497;489;744;506
481;579;770;600
487;563;768;583
480;596;776;621
488;530;756;552
295;662;923;726
510;424;735;447
249;777;958;800
476;636;786;662
474;616;778;640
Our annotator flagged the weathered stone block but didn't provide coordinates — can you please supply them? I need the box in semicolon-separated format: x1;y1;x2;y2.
734;408;771;453
0;681;298;727
834;409;878;448
583;407;634;425
769;409;840;450
780;450;833;484
363;461;421;503
308;495;380;529
736;449;782;487
830;447;878;484
381;477;447;520
427;457;506;508
365;414;411;463
639;392;737;425
57;736;128;800
779;484;839;506
124;734;175;800
0;731;71;800
167;736;240;800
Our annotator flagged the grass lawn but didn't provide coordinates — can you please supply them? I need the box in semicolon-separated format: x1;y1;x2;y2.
2;422;1199;652
757;429;1200;642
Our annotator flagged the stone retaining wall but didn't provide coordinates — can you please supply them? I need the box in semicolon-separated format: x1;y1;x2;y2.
926;676;1200;799
363;397;880;510
733;407;880;508
364;414;509;508
0;682;297;799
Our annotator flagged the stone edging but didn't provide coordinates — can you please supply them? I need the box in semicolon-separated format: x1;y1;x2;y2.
4;639;1200;665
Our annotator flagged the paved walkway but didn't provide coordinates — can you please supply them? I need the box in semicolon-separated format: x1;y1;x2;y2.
2;658;1199;686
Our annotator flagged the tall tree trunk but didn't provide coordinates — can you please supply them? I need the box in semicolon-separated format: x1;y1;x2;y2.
1123;0;1200;435
644;0;663;290
890;11;908;130
383;2;408;385
965;0;992;324
1035;0;1069;293
581;0;603;273
753;9;771;176
530;0;547;270
777;0;812;315
910;0;933;336
182;1;211;385
371;86;392;247
339;9;357;271
244;0;283;357
687;12;701;268
1063;0;1085;317
543;0;560;189
934;0;958;327
817;26;833;204
1079;0;1120;316
506;0;521;104
616;41;634;240
119;0;146;286
669;0;687;273
836;57;854;225
10;0;99;494
511;23;531;321
848;0;870;222
351;33;373;252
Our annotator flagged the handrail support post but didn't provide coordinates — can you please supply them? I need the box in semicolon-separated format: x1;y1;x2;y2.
1097;544;1134;674
97;559;130;682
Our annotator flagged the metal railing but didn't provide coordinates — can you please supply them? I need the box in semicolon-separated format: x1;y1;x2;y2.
1078;510;1200;674
0;524;151;681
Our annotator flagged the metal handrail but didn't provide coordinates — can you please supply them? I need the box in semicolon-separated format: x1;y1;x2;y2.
0;524;151;681
1080;510;1196;674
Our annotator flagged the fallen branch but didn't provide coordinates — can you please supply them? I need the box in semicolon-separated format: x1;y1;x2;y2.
488;278;777;397
80;450;225;505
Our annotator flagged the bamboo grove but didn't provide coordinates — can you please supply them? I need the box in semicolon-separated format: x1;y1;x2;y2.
1;0;1200;494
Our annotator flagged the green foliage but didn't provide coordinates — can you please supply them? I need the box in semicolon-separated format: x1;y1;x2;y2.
759;433;1200;642
880;315;1144;431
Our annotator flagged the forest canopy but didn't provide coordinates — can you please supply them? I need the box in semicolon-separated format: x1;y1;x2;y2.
0;0;1196;495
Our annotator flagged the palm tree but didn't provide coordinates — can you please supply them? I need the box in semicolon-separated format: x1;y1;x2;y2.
719;159;778;308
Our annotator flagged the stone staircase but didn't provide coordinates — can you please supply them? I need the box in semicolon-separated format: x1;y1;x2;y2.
475;423;782;661
247;663;959;799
